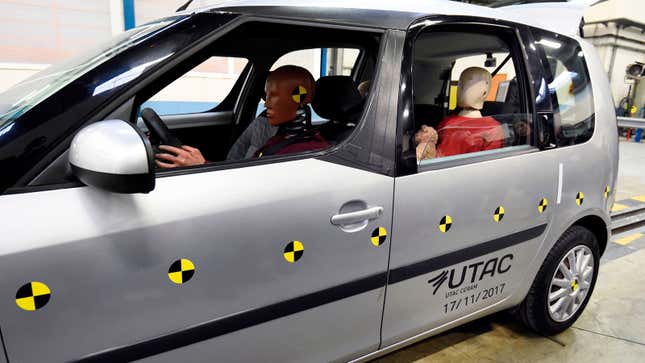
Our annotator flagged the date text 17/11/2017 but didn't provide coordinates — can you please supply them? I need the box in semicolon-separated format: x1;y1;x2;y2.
443;283;506;314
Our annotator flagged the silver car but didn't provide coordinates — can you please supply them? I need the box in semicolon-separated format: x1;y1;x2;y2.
0;1;618;362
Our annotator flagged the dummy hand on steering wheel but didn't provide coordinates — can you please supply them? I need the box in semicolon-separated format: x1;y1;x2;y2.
140;107;206;168
155;145;205;168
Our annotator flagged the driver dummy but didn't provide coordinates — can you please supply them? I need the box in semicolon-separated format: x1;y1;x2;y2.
155;65;327;167
416;67;504;160
253;65;329;157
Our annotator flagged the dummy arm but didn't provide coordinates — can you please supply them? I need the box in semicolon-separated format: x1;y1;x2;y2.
415;125;439;161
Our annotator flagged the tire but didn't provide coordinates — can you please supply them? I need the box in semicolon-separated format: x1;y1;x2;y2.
517;225;600;335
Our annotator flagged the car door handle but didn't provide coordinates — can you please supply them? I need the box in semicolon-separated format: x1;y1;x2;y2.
331;206;384;226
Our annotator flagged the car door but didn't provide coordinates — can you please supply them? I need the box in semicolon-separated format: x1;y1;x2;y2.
0;158;393;363
381;19;560;345
0;24;399;363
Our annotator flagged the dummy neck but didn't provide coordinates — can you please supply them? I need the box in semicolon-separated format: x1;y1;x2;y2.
458;107;483;118
279;105;312;136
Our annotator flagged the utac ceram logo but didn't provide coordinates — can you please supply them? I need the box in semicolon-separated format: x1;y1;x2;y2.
427;254;513;295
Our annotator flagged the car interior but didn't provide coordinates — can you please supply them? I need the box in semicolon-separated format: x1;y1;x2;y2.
413;30;530;149
132;21;382;165
25;22;382;187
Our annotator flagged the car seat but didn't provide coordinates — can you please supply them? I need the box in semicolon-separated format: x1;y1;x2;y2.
312;76;364;144
481;79;525;145
414;104;444;129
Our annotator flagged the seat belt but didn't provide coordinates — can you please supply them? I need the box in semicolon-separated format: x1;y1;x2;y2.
256;134;315;158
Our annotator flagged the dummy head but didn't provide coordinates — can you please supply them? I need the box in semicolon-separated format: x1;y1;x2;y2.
358;80;371;98
265;65;315;126
457;67;492;117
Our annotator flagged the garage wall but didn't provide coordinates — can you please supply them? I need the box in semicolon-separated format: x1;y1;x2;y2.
0;0;120;93
0;0;113;64
583;0;645;115
584;22;645;109
0;0;239;110
134;0;213;25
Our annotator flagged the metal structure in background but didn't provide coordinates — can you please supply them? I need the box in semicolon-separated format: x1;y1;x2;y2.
618;116;645;129
123;0;136;30
321;49;328;77
617;116;645;143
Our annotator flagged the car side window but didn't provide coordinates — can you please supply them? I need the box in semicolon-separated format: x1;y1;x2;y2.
132;21;379;170
256;48;362;121
271;48;360;76
535;33;595;146
411;28;533;167
141;56;248;116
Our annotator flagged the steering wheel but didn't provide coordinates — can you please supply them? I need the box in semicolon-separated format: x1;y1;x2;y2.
140;107;183;151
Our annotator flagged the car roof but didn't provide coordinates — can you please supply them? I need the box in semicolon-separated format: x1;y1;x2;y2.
187;0;562;33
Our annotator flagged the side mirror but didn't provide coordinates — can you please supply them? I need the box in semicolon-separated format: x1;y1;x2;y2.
69;119;155;193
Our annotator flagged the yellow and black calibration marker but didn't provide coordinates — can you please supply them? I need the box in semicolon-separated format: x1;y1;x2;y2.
283;241;304;263
168;258;195;285
493;206;505;223
439;215;452;233
15;281;51;311
576;192;585;206
571;279;579;292
291;85;308;104
371;227;388;247
538;198;548;214
604;185;610;199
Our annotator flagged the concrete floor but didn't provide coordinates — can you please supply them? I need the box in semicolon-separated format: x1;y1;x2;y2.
374;141;645;363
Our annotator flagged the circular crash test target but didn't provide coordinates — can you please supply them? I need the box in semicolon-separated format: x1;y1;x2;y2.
538;198;548;214
493;206;505;223
371;227;388;247
168;258;196;285
576;192;585;206
15;281;51;311
283;241;304;263
439;215;453;233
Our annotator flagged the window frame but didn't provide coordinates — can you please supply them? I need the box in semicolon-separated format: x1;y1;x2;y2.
531;28;595;147
5;16;392;195
150;22;389;179
131;52;253;120
138;55;252;117
396;17;539;177
254;46;366;123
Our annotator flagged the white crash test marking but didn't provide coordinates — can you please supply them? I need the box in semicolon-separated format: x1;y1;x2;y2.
557;163;563;205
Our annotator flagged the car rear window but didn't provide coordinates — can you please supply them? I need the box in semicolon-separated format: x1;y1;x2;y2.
536;33;595;146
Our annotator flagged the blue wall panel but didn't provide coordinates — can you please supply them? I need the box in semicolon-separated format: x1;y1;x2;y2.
123;0;136;30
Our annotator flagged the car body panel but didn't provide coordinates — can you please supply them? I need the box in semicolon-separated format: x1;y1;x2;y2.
0;2;618;362
379;12;616;356
382;148;559;345
194;0;591;35
0;159;393;362
502;2;588;36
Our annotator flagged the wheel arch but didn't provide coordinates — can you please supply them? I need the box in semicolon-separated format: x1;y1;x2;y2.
571;214;609;256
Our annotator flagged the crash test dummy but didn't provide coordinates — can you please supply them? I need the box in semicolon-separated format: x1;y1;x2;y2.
253;65;329;157
155;65;327;167
416;66;504;161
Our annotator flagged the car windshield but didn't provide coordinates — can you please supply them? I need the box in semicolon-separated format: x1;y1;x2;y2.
0;16;181;131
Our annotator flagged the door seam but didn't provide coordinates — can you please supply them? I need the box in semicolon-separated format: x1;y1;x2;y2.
0;324;10;363
377;177;398;350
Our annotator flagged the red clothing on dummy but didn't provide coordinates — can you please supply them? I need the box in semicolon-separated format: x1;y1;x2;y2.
255;131;329;158
436;114;504;157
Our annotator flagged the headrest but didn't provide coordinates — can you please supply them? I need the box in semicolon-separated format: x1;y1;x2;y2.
414;104;444;128
312;76;363;122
